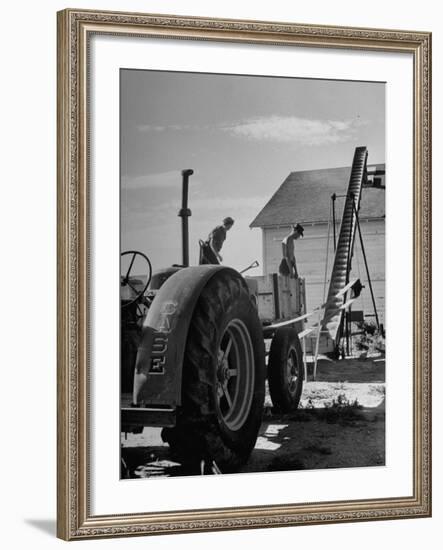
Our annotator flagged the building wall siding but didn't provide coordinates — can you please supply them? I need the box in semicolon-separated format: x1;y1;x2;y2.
260;219;385;326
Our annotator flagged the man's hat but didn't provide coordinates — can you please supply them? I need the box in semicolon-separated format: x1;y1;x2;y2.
223;216;235;226
293;223;304;236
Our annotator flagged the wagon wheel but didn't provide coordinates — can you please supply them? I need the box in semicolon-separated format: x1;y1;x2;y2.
268;327;304;413
120;250;152;308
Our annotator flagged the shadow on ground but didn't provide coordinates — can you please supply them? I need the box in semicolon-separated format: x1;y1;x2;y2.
121;357;386;478
312;356;385;383
242;398;385;473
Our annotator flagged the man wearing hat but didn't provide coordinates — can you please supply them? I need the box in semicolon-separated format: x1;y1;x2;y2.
200;216;235;264
279;223;304;278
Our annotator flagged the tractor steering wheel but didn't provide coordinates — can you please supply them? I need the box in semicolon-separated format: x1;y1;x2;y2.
120;250;152;308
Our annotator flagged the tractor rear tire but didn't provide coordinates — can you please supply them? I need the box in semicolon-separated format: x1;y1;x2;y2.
268;327;304;413
161;270;265;473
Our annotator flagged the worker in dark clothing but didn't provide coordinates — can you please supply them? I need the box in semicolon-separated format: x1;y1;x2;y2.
199;217;235;264
278;223;304;278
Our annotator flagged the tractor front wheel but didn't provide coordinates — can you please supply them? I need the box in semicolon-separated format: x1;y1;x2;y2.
162;270;265;473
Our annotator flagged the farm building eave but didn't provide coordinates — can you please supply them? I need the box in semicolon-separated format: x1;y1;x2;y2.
256;216;385;230
250;164;385;229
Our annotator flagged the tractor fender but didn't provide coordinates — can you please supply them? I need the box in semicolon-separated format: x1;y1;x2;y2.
133;265;240;407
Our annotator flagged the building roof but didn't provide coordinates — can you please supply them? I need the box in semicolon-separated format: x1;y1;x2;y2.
250;164;385;228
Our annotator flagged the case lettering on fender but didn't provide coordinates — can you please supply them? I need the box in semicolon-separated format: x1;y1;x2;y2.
154;301;178;333
149;333;168;374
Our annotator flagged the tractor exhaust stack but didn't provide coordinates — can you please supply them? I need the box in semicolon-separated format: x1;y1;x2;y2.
179;169;194;267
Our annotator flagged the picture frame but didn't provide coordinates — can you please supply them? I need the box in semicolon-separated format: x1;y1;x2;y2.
57;8;431;540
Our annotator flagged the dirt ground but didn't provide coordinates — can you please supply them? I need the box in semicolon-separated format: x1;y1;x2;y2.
121;355;385;478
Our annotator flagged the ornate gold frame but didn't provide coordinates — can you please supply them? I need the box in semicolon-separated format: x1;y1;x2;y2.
57;8;431;540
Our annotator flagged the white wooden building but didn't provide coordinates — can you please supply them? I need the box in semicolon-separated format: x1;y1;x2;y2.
250;164;386;325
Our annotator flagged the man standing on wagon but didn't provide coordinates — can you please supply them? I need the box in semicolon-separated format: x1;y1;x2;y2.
200;216;235;264
279;223;304;278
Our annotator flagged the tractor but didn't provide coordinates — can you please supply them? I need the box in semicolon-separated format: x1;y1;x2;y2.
121;169;306;473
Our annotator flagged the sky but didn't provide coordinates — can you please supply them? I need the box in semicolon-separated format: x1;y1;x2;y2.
120;69;385;273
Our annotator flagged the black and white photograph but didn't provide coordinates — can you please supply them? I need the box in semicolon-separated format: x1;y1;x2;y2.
1;0;438;544
120;69;386;479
